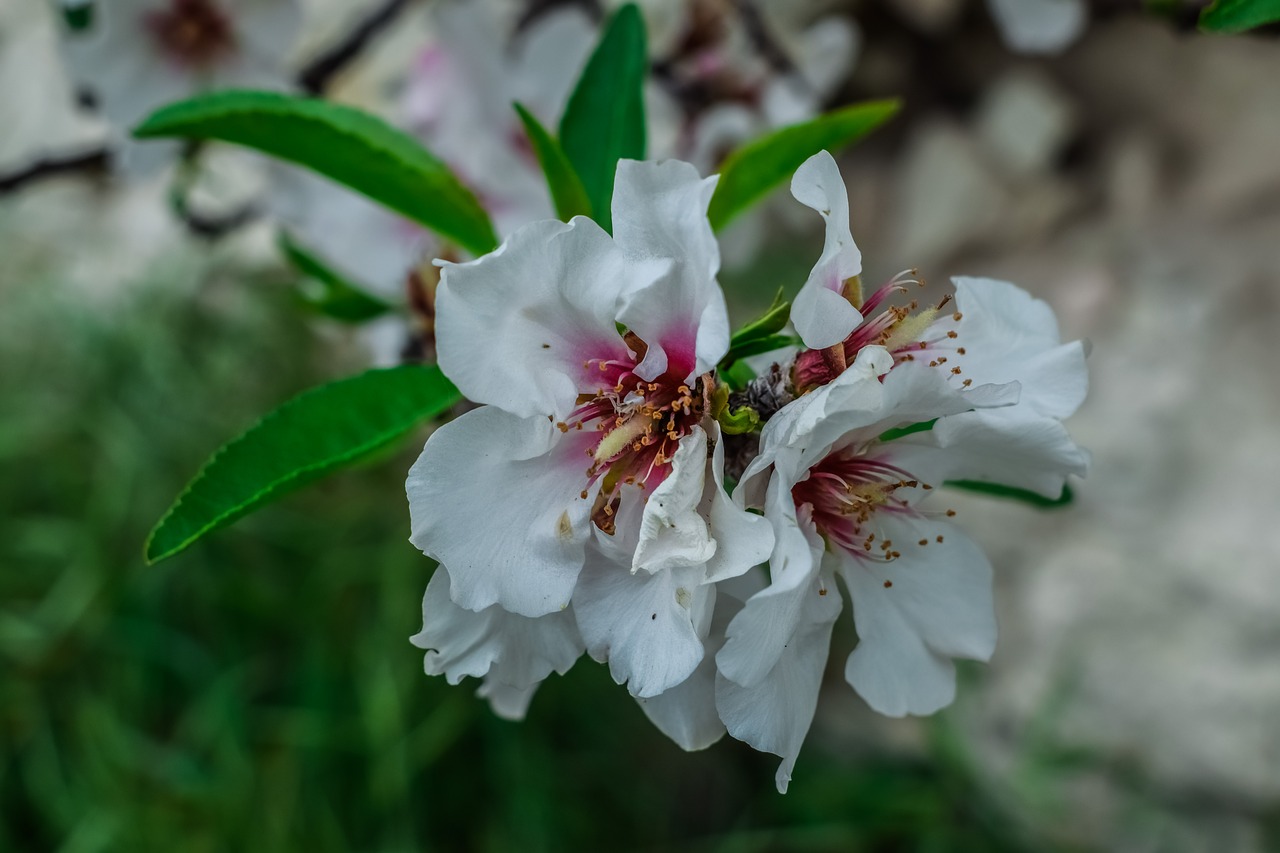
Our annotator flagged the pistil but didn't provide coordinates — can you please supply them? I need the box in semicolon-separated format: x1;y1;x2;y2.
793;270;972;392
793;447;929;562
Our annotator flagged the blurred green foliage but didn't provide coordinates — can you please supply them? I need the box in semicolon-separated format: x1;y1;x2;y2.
1;266;1038;852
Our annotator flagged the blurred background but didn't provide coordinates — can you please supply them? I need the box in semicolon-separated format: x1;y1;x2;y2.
2;0;1278;850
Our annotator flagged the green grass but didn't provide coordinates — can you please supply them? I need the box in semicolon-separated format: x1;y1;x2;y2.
0;264;1039;852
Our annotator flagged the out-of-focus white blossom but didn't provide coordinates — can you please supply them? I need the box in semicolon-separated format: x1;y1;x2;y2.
60;0;302;171
986;0;1086;55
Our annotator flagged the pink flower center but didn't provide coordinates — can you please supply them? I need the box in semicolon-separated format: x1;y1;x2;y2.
144;0;236;70
793;271;970;392
558;336;705;534
793;447;931;562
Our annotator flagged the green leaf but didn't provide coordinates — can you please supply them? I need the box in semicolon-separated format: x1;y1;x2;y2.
134;90;498;257
945;480;1074;509
558;3;647;233
707;99;901;232
280;231;394;323
146;365;460;564
723;334;799;363
721;360;757;392
61;1;93;32
730;289;791;349
879;419;937;443
719;290;796;371
513;103;592;222
1199;0;1280;31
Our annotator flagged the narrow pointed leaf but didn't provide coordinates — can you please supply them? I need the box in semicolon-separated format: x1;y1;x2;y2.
721;334;798;365
134;90;498;256
707;99;901;232
280;231;394;323
558;3;646;232
1199;0;1280;31
62;1;93;31
146;365;460;564
879;419;937;443
729;289;791;349
513;103;592;222
945;480;1074;509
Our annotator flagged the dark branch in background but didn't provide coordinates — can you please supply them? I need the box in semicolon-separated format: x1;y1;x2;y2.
730;0;799;77
0;148;110;194
516;0;603;33
297;0;414;94
1089;0;1206;30
179;203;264;240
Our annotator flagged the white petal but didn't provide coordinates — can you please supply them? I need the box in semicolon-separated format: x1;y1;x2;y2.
635;592;736;751
574;560;711;698
793;17;860;100
986;0;1086;55
700;423;775;583
716;568;842;793
611;159;729;379
879;359;1020;430
410;567;584;688
637;663;725;751
633;429;716;574
755;346;892;465
63;4;190;137
925;407;1090;498
628;425;770;583
940;276;1088;420
683;104;757;175
764;355;1016;481
717;476;827;688
477;678;539;721
231;0;302;67
435;217;668;419
838;517;996;717
790;150;863;349
407;407;595;617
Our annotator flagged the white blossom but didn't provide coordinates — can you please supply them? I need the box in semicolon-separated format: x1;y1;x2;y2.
789;150;1090;498
707;155;1089;788
718;348;1023;790
407;159;772;704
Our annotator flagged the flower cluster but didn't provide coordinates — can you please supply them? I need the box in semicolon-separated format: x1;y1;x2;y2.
406;150;1088;791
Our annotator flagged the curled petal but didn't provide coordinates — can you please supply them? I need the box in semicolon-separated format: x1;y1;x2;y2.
634;429;717;574
789;150;863;349
700;423;774;583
